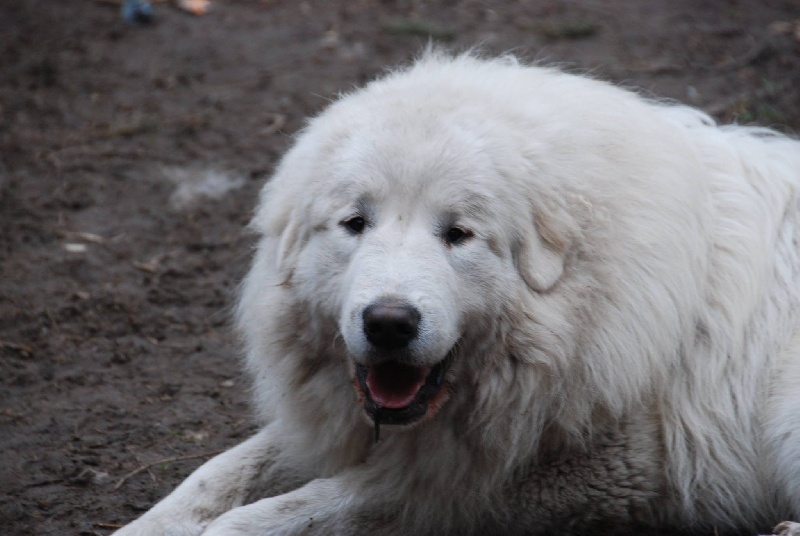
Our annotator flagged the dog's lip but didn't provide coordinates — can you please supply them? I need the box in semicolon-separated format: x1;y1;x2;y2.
354;354;453;426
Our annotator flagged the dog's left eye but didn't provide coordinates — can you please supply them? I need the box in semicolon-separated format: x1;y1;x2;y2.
444;226;473;246
341;216;367;235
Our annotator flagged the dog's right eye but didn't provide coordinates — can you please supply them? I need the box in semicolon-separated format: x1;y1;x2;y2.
444;226;473;246
341;216;366;235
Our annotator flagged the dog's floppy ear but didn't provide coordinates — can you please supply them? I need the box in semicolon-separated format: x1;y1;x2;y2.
251;181;305;281
273;208;302;277
514;204;575;293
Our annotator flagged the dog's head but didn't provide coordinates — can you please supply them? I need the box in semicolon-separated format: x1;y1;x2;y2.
248;74;576;429
245;54;708;438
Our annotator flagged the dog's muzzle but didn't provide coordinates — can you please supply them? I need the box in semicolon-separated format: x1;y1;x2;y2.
352;299;453;429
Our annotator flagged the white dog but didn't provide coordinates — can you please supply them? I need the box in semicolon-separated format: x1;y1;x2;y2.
115;53;800;535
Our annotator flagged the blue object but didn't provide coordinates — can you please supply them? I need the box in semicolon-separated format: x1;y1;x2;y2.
122;0;154;25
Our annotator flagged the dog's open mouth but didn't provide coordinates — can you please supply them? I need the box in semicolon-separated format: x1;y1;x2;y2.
354;356;452;429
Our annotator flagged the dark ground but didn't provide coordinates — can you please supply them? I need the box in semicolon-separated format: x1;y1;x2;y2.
1;1;799;534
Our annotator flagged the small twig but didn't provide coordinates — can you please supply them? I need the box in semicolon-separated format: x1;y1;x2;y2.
0;340;35;355
142;336;198;349
55;229;106;244
132;252;169;274
94;522;124;529
113;450;223;491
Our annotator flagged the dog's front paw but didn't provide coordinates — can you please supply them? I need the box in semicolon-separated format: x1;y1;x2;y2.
112;516;206;536
200;517;253;536
200;509;268;536
200;501;312;536
771;522;800;536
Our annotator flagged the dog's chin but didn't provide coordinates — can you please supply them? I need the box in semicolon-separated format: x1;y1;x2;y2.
353;352;454;427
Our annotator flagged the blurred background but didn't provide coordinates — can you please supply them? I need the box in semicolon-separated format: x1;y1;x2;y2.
1;1;798;534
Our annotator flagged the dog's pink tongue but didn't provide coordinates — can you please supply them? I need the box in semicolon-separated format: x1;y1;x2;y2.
366;362;429;409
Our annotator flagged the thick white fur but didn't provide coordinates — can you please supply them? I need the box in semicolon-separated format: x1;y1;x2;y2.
115;53;800;535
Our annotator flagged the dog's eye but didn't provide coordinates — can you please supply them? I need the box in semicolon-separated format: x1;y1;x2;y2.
341;216;366;235
444;226;473;246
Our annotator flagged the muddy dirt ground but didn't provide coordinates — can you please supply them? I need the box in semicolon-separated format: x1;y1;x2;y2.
1;1;799;534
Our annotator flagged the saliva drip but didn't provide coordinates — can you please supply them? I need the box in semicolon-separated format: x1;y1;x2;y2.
374;405;382;443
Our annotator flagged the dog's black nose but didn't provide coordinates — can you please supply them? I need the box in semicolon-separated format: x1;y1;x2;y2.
363;302;421;349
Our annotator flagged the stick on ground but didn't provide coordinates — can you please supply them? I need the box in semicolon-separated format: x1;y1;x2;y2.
113;450;223;491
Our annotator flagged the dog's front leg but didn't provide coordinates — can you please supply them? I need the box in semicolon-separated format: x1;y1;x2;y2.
113;425;313;536
200;473;400;536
